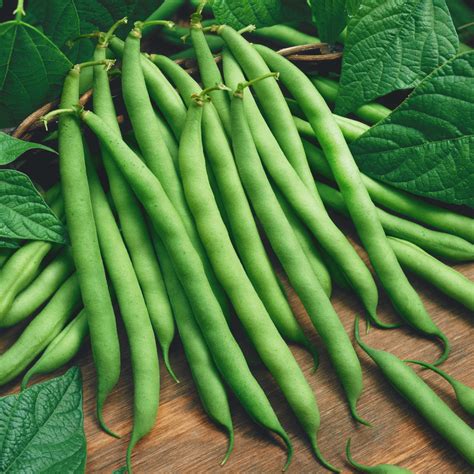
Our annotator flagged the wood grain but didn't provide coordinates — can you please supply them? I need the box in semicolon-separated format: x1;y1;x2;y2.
1;227;473;473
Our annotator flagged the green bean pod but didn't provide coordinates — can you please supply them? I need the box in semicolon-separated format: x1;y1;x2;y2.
0;195;64;320
405;360;474;416
93;41;176;379
315;181;474;263
252;24;321;46
87;154;159;471
257;45;449;365
190;12;231;134
388;238;474;311
273;185;332;297
1;249;75;328
0;274;80;385
310;76;391;125
355;318;474;465
59;66;120;434
180;96;333;470
345;438;413;473
78;108;293;468
222;47;386;328
151;54;317;357
108;36;186;139
152;235;234;464
304;141;474;246
122;23;229;319
231;85;368;433
22;308;88;389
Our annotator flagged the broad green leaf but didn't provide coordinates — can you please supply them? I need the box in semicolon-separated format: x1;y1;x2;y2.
26;0;162;64
446;0;474;44
0;132;56;165
0;21;72;128
0;169;67;243
351;52;474;207
0;367;86;473
309;0;356;43
335;0;459;116
210;0;308;29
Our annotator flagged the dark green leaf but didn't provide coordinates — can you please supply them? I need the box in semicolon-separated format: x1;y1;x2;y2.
336;0;459;115
0;132;56;165
0;367;86;473
446;0;474;43
26;0;162;64
0;21;72;128
309;0;350;43
210;0;308;29
351;52;474;207
0;169;67;243
0;237;20;249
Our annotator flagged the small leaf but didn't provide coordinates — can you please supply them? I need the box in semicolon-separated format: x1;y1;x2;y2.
351;52;474;207
309;0;351;43
0;132;57;165
210;0;308;30
0;169;67;243
0;21;72;128
0;367;86;473
335;0;459;115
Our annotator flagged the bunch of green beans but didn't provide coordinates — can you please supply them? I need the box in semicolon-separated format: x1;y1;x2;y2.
3;11;472;473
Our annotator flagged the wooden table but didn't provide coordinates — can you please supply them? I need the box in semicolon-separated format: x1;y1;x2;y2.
1;234;473;473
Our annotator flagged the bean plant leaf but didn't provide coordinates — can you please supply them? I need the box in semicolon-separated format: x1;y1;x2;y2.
0;132;57;165
351;51;474;207
210;0;309;29
0;367;86;473
446;0;474;44
0;21;72;128
308;0;360;43
0;237;20;249
335;0;459;116
26;0;163;64
0;169;67;243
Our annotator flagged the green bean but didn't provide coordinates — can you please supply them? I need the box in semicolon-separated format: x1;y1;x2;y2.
345;438;413;473
152;54;317;358
257;45;450;365
162;25;224;51
190;10;231;135
222;47;387;329
0;274;80;385
58;64;120;435
108;36;186;139
152;235;234;464
231;79;368;432
355;317;474;465
154;111;179;162
388;238;474;311
315;181;474;263
141;0;186;37
310;76;391;125
294;114;369;143
252;24;321;46
303;140;474;243
93;32;176;379
87;152;159;472
406;360;474;416
273;185;332;297
22;308;88;389
0;249;74;328
122;21;229;318
77;108;293;467
181;90;333;471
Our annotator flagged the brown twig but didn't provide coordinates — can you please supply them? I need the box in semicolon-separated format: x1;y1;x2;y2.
277;43;343;62
13;89;93;140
